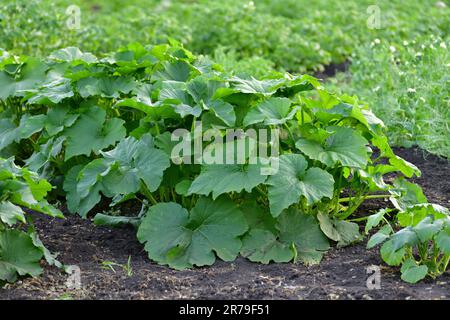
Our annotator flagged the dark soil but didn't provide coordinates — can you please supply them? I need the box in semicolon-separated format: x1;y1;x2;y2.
314;60;350;80
0;148;449;300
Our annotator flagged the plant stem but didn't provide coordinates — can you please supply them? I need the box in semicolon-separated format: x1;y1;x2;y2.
140;183;158;206
256;185;266;197
283;123;294;142
348;216;370;222
438;255;450;274
338;194;390;202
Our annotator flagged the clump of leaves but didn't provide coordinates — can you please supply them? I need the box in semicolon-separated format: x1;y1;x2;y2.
0;43;445;283
366;179;450;283
0;157;63;283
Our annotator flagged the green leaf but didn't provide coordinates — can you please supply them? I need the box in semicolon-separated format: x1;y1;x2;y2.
22;170;52;201
25;136;66;172
390;227;419;251
49;47;97;64
65;134;170;216
413;216;444;242
243;97;297;127
317;211;341;242
367;224;392;249
365;209;389;234
296;127;369;168
76;159;111;199
0;115;47;152
93;213;140;228
7;181;37;206
0;229;43;282
389;156;420;179
397;203;449;227
14;114;46;141
137;197;248;270
175;180;192;196
371;135;420;178
317;212;361;246
435;225;450;255
316;103;384;134
26;200;63;218
25;76;74;104
64;106;126;160
0;201;26;226
115;84;155;110
240;229;294;264
240;200;277;233
158;80;189;102
208;100;236;127
0;71;16;100
229;76;284;96
0;59;47;99
102;134;171;192
173;104;202;118
71;159;110;217
277;208;330;265
76;76;135;98
380;240;406;266
29;230;61;268
63;162;106;217
44;104;79;136
333;220;361;246
390;178;428;212
188;163;267;199
0;119;16;151
154;61;193;82
400;259;428;284
63;165;87;214
115;84;178;120
267;154;334;217
154;132;180;156
186;76;223;104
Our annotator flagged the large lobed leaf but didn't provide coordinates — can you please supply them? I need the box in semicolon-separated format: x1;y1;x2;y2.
266;154;334;217
64;106;126;160
137;196;248;270
296;126;369;168
188;163;268;199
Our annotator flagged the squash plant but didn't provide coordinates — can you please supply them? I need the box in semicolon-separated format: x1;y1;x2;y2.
0;43;447;280
366;179;450;283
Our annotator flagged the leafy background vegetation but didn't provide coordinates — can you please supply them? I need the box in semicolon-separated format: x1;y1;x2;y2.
1;42;447;283
1;0;448;156
0;0;449;285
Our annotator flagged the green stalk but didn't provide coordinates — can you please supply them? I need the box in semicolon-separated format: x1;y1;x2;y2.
437;255;450;274
283;123;294;142
140;183;158;206
417;242;429;263
256;185;266;197
347;216;370;222
338;194;391;202
191;116;197;132
432;242;439;267
300;107;305;125
171;189;177;202
332;168;343;216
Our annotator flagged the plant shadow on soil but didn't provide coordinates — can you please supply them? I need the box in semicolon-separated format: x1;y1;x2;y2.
0;148;449;300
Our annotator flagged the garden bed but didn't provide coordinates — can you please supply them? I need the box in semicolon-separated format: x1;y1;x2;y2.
1;148;448;300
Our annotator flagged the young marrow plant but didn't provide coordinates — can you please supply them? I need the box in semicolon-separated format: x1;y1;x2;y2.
0;43;447;282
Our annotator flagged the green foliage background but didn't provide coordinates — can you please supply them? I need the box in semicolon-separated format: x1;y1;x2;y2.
1;0;448;156
0;0;449;284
